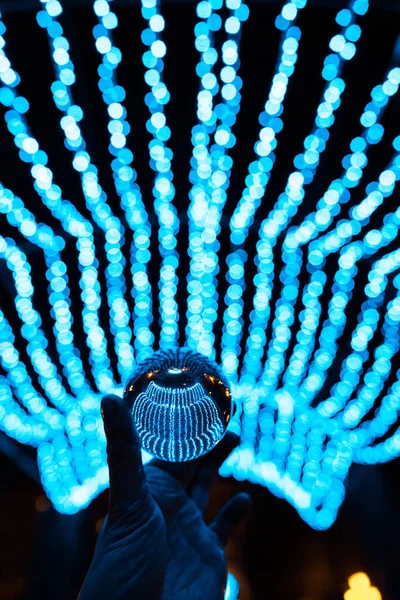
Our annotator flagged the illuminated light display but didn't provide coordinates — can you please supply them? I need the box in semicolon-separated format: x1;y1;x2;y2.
91;0;156;364
186;0;249;360
232;0;373;388
0;0;400;530
42;7;134;384
344;573;382;600
124;349;231;461
224;0;305;381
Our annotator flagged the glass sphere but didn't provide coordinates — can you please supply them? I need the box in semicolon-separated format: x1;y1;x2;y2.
124;348;232;462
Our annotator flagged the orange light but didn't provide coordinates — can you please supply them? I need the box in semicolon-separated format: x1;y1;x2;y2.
35;495;50;513
344;573;382;600
95;517;105;533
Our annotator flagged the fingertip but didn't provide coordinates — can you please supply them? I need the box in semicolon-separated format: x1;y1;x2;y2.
101;394;135;439
230;492;252;521
101;394;122;433
101;395;147;513
211;491;251;546
219;491;252;529
101;393;142;462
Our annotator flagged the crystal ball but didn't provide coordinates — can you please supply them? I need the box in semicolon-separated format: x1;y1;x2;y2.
124;348;232;462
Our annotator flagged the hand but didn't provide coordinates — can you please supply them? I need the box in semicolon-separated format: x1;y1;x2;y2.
78;394;251;600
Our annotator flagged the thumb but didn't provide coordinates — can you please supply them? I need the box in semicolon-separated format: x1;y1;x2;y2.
101;394;148;517
210;492;251;546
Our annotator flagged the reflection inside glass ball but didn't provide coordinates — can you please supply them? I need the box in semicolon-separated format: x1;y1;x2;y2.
124;349;232;462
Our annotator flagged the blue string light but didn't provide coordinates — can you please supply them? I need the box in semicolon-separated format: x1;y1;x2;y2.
0;186;93;399
0;17;116;395
37;0;135;382
0;236;67;426
238;0;371;387
91;0;181;357
221;2;305;383
92;0;155;364
186;0;248;359
138;0;180;351
265;65;400;397
297;152;400;406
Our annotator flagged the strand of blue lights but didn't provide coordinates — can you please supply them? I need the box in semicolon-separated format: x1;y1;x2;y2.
185;0;249;359
138;0;180;351
0;238;68;439
0;184;92;399
256;247;302;398
336;269;400;464
37;0;134;383
91;0;155;365
228;5;305;245
297;162;400;406
0;372;51;445
91;0;181;358
0;236;74;416
221;2;306;380
0;293;56;446
285;64;400;253
350;281;400;451
260;67;400;395
316;242;399;422
330;243;400;420
241;0;370;388
230;3;348;443
334;289;400;431
220;410;352;529
0;13;115;393
352;294;400;465
186;0;226;358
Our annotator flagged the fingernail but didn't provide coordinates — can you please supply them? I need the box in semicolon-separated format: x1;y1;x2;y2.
101;395;120;432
